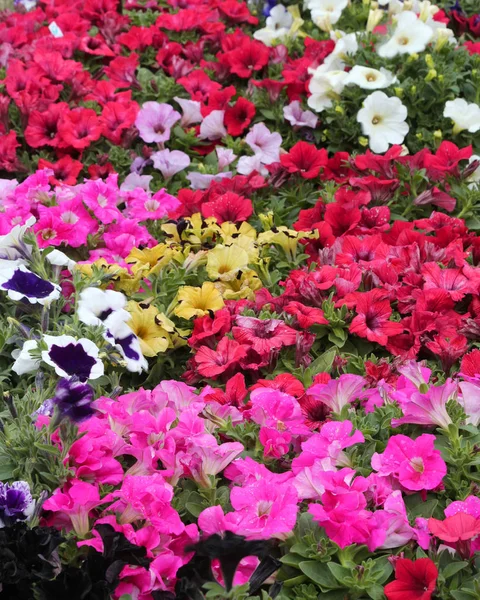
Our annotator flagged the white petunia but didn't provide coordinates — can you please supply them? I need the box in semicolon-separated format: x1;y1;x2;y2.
199;110;227;140
330;31;358;59
307;0;348;29
357;91;409;154
378;11;434;58
12;340;40;376
307;70;348;113
266;4;293;30
345;66;397;90
45;249;76;270
443;98;480;134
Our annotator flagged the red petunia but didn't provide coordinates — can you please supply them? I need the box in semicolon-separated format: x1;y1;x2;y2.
232;316;297;356
58;108;103;150
224;97;255;136
348;289;403;346
193;337;248;379
218;0;258;25
284;301;329;329
104;54;140;90
100;100;139;145
201;191;253;223
188;308;232;349
24;102;69;148
280;142;328;179
220;38;269;79
424;141;472;178
384;558;438;600
460;348;480;378
250;373;305;398
429;512;480;559
203;372;249;407
178;70;222;102
38;156;83;186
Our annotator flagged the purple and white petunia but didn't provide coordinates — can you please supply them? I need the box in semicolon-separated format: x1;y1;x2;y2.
42;335;104;381
0;480;35;527
0;261;61;305
77;287;129;328
103;312;148;373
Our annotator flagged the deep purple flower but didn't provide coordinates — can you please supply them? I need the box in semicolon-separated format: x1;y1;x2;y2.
0;481;34;527
52;377;95;423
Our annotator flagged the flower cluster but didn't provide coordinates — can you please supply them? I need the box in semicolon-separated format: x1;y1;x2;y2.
0;0;479;599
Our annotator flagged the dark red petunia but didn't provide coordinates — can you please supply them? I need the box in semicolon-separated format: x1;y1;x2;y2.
384;558;438;600
224;97;255;136
280;142;328;179
201;191;253;223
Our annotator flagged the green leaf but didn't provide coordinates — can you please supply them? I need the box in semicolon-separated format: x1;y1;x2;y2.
280;553;304;568
0;461;14;479
327;562;352;583
34;442;61;456
185;502;204;517
367;584;386;600
443;561;469;579
299;561;340;589
308;348;336;375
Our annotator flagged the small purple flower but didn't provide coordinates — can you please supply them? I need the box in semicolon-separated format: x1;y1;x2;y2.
52;377;95;423
0;481;35;527
135;102;181;144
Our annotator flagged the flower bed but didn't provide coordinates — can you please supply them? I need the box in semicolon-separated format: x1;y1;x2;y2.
0;0;480;599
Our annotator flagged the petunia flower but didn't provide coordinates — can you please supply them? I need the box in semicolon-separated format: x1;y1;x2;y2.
135;101;181;143
378;11;434;58
77;287;129;328
0;262;61;305
151;148;191;178
345;65;397;90
175;282;225;320
357;92;409;154
0;481;35;527
51;376;95;424
443;98;480;134
42;335;104;381
384;558;438;600
283;101;318;128
245;123;282;165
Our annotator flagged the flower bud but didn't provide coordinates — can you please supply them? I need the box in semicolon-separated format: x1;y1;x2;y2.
366;8;383;32
425;69;437;82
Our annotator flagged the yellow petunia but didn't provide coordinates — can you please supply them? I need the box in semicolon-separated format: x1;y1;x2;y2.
206;244;250;282
214;269;263;301
126;301;172;357
174;282;225;319
125;244;174;277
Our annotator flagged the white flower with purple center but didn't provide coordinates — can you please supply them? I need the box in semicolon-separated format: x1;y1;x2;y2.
0;481;35;527
42;335;104;381
103;312;148;373
0;262;61;305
